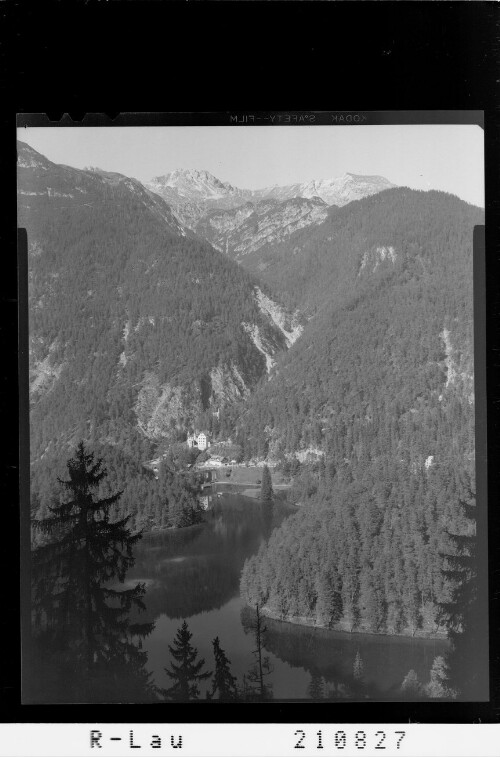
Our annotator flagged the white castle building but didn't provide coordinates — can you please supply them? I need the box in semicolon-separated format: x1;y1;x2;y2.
187;431;211;451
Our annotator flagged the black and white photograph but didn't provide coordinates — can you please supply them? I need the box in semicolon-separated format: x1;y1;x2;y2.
19;117;487;705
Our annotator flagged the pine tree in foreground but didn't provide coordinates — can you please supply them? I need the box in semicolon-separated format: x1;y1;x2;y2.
210;636;239;701
425;655;455;699
245;604;274;700
160;620;212;701
307;670;325;700
31;441;155;703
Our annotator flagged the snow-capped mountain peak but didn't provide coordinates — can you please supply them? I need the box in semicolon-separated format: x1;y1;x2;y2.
284;173;396;206
148;168;240;201
145;165;396;230
246;173;396;208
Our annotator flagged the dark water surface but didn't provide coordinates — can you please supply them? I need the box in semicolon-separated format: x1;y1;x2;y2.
131;492;448;700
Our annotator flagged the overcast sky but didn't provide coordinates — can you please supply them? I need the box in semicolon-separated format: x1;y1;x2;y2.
17;124;484;207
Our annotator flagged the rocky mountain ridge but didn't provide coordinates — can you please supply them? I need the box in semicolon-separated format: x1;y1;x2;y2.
18;141;187;238
145;168;396;230
194;196;329;260
251;172;396;206
19;143;396;266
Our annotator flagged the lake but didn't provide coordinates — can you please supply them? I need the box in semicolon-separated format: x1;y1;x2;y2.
130;491;448;700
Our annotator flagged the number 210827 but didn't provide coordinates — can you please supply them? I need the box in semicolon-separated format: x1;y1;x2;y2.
294;730;406;751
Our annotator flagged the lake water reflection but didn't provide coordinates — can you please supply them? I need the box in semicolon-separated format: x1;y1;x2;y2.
131;493;448;700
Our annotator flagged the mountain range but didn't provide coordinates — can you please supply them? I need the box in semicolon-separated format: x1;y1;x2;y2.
18;139;481;466
145;168;395;232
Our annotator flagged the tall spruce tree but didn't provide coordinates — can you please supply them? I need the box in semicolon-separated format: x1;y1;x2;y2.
438;487;479;698
160;620;212;701
31;441;155;703
245;604;274;700
260;465;274;505
210;636;239;701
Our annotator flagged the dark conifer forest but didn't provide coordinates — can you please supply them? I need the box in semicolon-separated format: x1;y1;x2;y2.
239;192;482;667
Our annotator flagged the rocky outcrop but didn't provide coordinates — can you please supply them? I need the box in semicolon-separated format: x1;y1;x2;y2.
209;363;250;403
439;326;474;405
254;287;303;347
134;373;200;440
134;363;252;441
29;338;65;399
359;245;397;275
195;197;328;259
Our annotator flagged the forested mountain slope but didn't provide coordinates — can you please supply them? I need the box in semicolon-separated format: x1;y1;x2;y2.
18;141;298;515
240;189;482;642
18;141;187;237
235;189;481;458
235;188;482;314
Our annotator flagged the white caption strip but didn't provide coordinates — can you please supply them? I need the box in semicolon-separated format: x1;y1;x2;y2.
0;723;498;757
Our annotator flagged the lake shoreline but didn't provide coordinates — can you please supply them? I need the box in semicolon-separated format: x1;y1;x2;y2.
140;493;296;537
141;521;205;538
134;494;449;700
258;605;449;641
